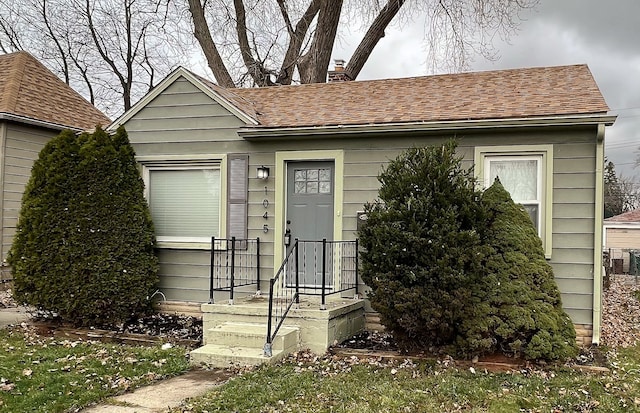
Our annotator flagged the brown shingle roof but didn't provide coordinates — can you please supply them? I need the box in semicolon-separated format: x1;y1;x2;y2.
605;209;640;223
215;64;609;128
190;72;258;123
0;51;110;131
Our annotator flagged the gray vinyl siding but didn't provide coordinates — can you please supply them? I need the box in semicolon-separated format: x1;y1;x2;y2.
123;77;599;327
1;123;56;262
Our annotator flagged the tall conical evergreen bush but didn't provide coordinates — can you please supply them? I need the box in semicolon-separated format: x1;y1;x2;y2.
359;141;487;349
8;126;158;326
458;179;577;360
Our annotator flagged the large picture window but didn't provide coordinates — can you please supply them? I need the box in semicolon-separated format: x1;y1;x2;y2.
147;165;221;243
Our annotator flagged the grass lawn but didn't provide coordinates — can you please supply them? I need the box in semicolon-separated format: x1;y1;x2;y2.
176;348;640;413
0;326;190;412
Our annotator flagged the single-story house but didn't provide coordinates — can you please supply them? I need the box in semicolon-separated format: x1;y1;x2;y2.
0;51;110;282
108;62;614;362
604;209;640;273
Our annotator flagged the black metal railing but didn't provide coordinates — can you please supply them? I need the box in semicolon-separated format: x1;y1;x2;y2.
209;237;260;304
264;238;358;356
293;239;359;307
264;240;300;357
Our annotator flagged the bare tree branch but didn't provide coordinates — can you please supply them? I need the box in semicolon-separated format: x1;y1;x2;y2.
276;0;321;85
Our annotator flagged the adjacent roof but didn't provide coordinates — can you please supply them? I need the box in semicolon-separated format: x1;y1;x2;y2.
225;64;610;129
605;209;640;223
0;51;110;131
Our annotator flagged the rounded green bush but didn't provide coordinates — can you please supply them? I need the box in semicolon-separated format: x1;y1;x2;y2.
8;126;158;326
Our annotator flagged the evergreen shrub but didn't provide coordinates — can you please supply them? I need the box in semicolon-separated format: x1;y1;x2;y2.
459;179;578;360
359;142;577;361
8;126;158;326
359;141;486;349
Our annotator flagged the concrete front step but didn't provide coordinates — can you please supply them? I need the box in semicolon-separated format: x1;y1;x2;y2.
204;322;298;352
190;344;288;368
191;322;300;368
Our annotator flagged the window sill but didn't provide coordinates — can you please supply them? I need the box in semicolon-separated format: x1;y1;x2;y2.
155;241;213;250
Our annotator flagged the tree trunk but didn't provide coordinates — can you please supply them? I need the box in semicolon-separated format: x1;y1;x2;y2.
275;0;321;85
346;0;406;81
187;0;235;88
298;0;343;84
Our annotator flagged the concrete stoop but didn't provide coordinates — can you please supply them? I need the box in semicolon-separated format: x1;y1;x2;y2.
190;295;366;368
190;322;299;368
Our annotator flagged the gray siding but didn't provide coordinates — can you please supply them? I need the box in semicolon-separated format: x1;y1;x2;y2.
124;79;599;326
1;123;56;262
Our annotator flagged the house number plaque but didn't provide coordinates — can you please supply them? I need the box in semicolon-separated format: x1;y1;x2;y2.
262;186;269;232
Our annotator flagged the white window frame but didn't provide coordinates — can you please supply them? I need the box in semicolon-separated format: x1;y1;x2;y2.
475;145;553;259
139;155;228;250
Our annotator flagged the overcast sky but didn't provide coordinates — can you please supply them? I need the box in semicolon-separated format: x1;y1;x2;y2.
332;0;640;181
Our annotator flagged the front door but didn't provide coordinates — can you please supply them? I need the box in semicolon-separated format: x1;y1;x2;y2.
286;161;334;287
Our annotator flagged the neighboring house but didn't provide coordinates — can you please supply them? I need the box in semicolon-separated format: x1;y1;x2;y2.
109;63;615;350
0;51;110;275
604;209;640;273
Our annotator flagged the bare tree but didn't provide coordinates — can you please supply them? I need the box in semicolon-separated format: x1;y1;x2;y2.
605;159;640;218
187;0;539;87
0;0;192;117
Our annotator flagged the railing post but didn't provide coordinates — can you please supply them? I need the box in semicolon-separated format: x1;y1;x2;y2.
256;237;261;295
209;236;215;304
229;237;236;305
264;278;275;357
354;239;359;298
294;239;300;304
321;238;327;310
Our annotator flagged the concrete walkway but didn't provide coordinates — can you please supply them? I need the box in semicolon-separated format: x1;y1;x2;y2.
0;308;231;412
81;369;233;412
0;306;30;327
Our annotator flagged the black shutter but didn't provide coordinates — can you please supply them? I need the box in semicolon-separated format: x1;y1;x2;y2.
227;154;248;240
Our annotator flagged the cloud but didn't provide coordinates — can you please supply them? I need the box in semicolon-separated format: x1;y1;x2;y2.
334;0;640;179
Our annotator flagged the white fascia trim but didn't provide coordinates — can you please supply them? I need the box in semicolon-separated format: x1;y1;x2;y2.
239;114;617;138
107;67;257;131
0;112;83;132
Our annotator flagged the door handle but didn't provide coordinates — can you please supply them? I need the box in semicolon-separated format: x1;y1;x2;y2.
284;228;291;246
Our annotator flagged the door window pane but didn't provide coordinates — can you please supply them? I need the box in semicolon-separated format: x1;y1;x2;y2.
294;168;332;194
149;168;220;239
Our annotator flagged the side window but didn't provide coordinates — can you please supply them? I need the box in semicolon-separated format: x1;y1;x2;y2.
476;145;552;258
485;156;542;234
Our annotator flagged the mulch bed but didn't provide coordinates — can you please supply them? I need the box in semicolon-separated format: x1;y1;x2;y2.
330;330;610;373
32;321;201;348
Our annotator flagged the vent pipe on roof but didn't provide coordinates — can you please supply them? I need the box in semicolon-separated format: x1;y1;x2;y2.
327;59;352;82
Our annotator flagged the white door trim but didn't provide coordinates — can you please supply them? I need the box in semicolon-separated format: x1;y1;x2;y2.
274;150;344;277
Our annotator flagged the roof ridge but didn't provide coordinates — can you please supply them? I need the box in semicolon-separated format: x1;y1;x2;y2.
230;63;592;94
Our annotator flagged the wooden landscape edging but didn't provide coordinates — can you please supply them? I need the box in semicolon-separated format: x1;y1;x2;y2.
329;348;610;374
32;322;200;348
